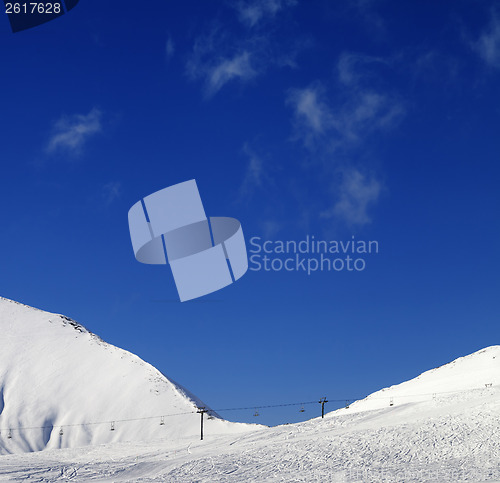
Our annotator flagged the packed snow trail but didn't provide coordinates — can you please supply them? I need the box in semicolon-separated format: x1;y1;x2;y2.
0;387;499;482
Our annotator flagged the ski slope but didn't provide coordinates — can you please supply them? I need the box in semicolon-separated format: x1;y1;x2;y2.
0;364;499;481
0;295;499;481
0;296;258;454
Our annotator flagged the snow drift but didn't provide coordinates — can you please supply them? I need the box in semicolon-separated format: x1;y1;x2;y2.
0;296;257;454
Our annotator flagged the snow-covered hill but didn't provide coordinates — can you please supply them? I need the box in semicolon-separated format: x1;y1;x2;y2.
1;296;498;481
1;343;499;482
336;344;500;415
0;296;258;454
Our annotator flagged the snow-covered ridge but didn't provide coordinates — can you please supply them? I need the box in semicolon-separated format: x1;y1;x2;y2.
0;296;100;339
0;296;258;454
334;345;500;416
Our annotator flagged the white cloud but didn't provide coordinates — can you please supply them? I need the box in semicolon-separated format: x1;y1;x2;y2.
287;82;404;149
240;144;271;197
286;53;403;226
165;36;175;60
335;53;404;141
342;91;404;140
322;169;381;225
186;28;257;97
186;3;307;98
473;13;500;68
286;85;332;134
103;181;122;205
207;52;257;96
235;0;296;28
47;108;102;155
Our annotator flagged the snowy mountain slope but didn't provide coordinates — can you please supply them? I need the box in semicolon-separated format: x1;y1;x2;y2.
0;345;498;481
0;296;259;455
331;345;500;420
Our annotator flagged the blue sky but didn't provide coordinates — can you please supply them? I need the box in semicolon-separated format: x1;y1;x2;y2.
1;0;499;426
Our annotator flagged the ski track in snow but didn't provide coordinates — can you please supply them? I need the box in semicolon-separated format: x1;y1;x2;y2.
0;390;499;482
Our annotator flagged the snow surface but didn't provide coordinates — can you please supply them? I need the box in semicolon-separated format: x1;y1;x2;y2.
1;295;499;482
0;296;260;455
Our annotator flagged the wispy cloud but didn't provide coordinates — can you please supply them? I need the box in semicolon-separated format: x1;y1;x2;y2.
46;108;102;155
206;52;257;96
240;144;271;197
472;12;500;68
235;0;297;28
286;51;403;226
322;169;381;225
287;82;404;150
186;27;257;97
102;181;122;205
287;51;404;151
341;91;404;140
165;36;175;60
286;84;331;135
186;3;306;97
